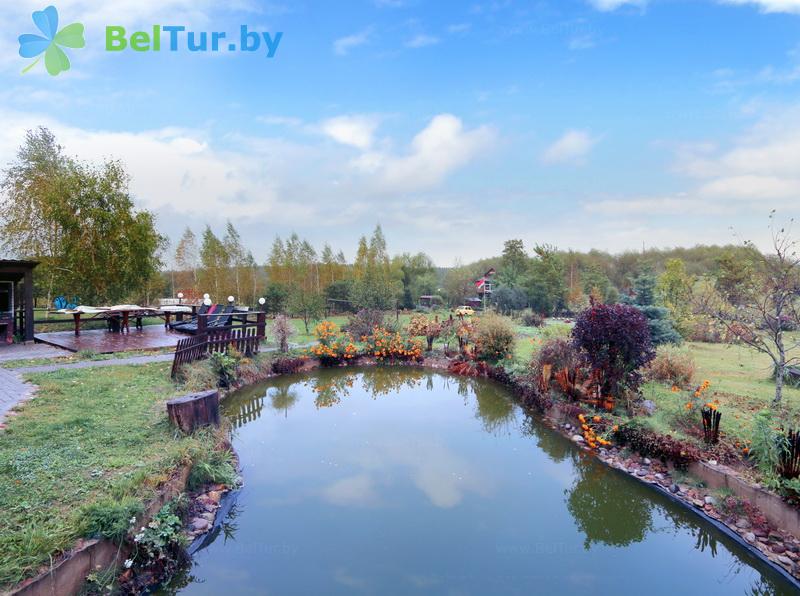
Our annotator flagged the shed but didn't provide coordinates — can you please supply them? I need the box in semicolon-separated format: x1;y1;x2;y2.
0;260;38;343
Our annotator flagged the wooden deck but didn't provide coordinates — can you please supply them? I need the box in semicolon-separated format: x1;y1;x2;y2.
35;325;182;354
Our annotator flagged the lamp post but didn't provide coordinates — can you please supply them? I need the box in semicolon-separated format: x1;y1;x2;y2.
256;297;266;339
177;292;184;305
227;295;235;304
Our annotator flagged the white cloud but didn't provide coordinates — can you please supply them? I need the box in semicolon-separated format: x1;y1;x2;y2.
446;23;472;34
320;115;379;149
333;28;372;56
352;114;495;191
719;0;800;14
405;34;440;48
586;0;646;11
541;129;598;164
584;104;800;220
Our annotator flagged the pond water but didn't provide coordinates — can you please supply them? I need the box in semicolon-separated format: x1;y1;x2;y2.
164;367;796;595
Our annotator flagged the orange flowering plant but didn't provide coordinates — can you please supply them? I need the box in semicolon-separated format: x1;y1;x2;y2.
363;326;424;363
309;320;359;366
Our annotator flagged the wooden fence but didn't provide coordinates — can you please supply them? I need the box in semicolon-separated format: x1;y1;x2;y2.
171;324;263;378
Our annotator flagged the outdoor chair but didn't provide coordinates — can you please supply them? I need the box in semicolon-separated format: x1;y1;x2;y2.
169;303;211;330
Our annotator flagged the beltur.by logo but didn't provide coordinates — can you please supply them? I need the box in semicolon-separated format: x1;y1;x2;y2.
18;5;85;76
105;25;283;57
18;5;283;77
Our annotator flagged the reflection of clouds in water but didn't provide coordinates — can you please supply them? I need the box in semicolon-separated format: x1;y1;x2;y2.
322;473;379;506
321;437;491;509
333;567;369;590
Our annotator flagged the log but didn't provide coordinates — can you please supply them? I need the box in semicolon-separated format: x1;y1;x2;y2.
167;390;220;433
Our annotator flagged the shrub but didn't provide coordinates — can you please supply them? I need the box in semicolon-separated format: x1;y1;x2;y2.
473;313;516;363
406;314;443;351
644;346;695;387
209;351;239;387
309;320;358;365
188;447;238;490
522;311;545;327
539;322;572;341
80;497;143;543
344;309;385;340
364;326;423;362
272;356;306;375
572;303;655;397
613;420;700;468
272;314;294;353
749;410;786;484
533;338;580;374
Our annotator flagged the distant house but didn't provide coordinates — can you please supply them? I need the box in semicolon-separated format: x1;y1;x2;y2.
418;295;443;309
0;260;38;344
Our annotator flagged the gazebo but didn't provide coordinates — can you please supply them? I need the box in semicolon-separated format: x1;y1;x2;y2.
0;260;38;344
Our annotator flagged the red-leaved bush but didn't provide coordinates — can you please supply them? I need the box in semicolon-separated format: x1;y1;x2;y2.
572;303;655;397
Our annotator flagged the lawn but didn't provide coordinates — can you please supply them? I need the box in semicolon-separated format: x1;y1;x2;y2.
641;340;800;444
0;362;214;589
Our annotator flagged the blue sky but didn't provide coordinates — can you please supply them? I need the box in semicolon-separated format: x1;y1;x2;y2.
2;0;800;264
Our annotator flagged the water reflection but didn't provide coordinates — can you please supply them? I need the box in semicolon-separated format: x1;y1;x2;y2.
566;457;653;549
169;368;797;595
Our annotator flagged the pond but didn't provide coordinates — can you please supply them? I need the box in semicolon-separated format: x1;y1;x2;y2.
164;367;796;595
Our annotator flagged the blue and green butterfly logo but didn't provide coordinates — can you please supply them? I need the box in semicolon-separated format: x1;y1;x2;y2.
19;6;85;76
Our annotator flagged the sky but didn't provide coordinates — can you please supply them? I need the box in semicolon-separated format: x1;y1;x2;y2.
1;0;800;266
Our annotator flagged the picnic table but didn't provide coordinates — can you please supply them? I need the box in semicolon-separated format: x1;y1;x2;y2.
54;305;192;336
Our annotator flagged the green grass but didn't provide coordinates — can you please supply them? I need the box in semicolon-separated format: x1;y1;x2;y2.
640;340;800;444
0;362;215;589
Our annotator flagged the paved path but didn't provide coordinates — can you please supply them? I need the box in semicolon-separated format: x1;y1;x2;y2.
11;353;174;374
0;368;34;422
0;343;69;363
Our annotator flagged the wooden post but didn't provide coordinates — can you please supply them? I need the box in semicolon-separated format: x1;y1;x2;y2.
23;267;34;342
73;312;81;336
198;312;207;333
167;390;220;433
256;310;266;340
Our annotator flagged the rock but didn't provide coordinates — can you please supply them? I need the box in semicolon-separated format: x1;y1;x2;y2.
643;458;652;466
754;528;768;538
641;400;656;415
571;435;584;443
778;555;794;567
654;473;664;480
207;490;222;504
670;484;680;494
735;518;752;530
704;496;716;505
788;544;800;553
190;518;210;532
693;499;705;508
200;512;215;523
772;544;787;554
745;532;756;544
708;460;717;466
636;469;648;477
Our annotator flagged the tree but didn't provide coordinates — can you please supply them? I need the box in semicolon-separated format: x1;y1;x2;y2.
698;215;800;405
572;302;656;398
198;226;228;300
524;244;566;315
394;252;436;309
267;233;325;332
0;127;165;305
223;221;247;301
173;227;200;295
626;268;682;345
492;285;527;314
498;239;528;287
715;247;757;307
657;258;693;337
351;225;399;310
